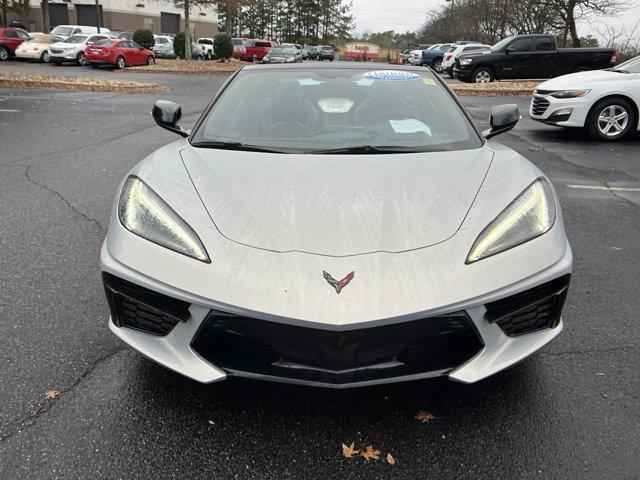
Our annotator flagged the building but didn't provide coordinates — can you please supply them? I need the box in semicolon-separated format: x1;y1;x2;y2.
17;0;218;37
342;41;379;61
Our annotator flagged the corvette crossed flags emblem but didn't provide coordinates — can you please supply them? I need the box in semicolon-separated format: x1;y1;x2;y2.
323;271;355;294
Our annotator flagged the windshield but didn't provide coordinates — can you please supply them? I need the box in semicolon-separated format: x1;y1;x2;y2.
270;47;295;55
66;34;88;43
613;55;640;73
51;26;73;36
492;36;514;51
191;68;481;153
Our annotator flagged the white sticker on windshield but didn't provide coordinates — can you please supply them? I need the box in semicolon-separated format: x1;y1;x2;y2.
362;70;421;81
298;78;325;86
389;119;432;136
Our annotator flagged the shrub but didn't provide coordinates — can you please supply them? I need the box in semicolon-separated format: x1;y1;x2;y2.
173;32;186;59
133;28;155;50
214;33;233;62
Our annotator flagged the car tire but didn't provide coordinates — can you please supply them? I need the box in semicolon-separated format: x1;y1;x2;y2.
586;97;636;141
77;52;87;66
41;51;50;63
432;58;444;73
0;46;9;61
147;56;155;65
447;67;454;78
472;67;494;83
116;56;126;69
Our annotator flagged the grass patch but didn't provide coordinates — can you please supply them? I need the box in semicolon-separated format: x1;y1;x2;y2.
128;58;246;75
0;73;167;93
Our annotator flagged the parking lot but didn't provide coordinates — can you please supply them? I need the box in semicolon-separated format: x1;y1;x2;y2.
1;64;639;479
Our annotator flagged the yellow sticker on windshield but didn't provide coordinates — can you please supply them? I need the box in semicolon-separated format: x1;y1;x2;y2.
421;78;436;86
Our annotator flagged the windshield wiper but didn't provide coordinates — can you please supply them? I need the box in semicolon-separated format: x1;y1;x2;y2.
612;69;630;74
190;140;289;153
307;145;445;154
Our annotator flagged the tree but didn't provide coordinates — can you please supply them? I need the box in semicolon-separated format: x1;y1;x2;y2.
40;0;49;32
174;0;216;59
173;31;187;58
550;0;630;47
0;0;29;27
133;28;155;49
214;32;233;61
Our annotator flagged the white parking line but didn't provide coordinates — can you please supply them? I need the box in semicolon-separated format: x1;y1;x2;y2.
0;95;83;101
0;109;20;112
567;184;640;192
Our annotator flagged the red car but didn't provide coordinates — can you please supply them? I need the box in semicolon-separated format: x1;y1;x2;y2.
243;39;278;62
84;39;155;69
0;27;31;61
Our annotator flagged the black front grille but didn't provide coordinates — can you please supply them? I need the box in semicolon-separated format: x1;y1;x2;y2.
485;275;570;337
102;273;191;336
191;311;484;386
530;96;550;116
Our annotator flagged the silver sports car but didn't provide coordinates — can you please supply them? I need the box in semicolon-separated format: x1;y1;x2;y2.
101;64;572;388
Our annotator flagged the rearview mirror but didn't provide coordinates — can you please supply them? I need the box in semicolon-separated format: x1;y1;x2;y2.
152;100;189;137
483;104;520;139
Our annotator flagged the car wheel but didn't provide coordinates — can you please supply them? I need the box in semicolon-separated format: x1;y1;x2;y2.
41;51;50;63
77;52;87;66
472;67;494;83
587;98;636;141
116;56;126;69
147;56;155;65
432;58;444;73
206;52;212;60
0;46;9;61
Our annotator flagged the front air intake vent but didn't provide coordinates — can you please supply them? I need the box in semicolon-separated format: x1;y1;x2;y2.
102;273;191;336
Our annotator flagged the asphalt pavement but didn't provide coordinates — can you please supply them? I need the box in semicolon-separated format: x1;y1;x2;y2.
1;61;639;479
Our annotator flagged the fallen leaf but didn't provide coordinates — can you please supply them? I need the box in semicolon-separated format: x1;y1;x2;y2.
596;372;605;376
341;442;359;458
611;247;623;251
603;393;609;399
386;453;396;465
207;419;216;425
415;410;441;423
361;445;380;461
44;390;60;400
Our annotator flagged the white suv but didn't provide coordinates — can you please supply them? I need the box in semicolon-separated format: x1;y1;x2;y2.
442;43;491;77
49;33;111;65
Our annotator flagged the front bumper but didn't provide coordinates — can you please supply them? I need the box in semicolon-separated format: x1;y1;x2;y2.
453;67;472;81
529;94;591;128
101;240;572;388
15;50;43;60
49;51;79;61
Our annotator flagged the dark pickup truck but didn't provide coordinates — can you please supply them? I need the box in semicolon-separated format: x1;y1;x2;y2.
453;34;617;83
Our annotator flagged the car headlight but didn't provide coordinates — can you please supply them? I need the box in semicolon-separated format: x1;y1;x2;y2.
118;176;210;263
263;55;269;61
459;58;473;66
466;178;556;263
286;56;295;62
549;90;590;98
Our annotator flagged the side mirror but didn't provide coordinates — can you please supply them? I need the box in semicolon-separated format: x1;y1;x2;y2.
483;104;520;139
505;46;515;54
152;100;189;137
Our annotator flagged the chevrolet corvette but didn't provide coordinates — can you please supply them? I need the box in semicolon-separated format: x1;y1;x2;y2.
101;63;572;388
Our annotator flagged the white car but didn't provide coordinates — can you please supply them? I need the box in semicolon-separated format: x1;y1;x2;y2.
14;34;63;62
49;33;111;65
442;43;491;77
50;25;110;40
530;55;640;141
408;49;424;65
101;64;572;389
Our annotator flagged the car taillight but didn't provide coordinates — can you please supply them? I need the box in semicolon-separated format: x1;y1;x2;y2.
445;53;452;60
611;51;617;64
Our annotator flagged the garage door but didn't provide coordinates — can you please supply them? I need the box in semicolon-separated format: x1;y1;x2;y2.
75;4;103;27
48;4;69;27
161;12;180;34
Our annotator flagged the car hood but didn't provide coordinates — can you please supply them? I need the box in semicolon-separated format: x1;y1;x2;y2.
538;69;636;89
181;146;493;257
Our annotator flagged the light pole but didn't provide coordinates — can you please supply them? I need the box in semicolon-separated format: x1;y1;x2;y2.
95;0;101;32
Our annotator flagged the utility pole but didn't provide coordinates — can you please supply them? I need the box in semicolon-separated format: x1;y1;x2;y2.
95;0;101;32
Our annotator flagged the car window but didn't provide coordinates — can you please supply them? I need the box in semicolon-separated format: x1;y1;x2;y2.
255;41;271;47
613;55;640;73
119;41;131;48
73;28;81;34
508;38;531;52
192;68;482;153
131;41;142;49
17;30;30;39
464;45;483;52
532;37;554;51
439;44;452;51
66;34;88;43
4;30;18;38
51;26;73;36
